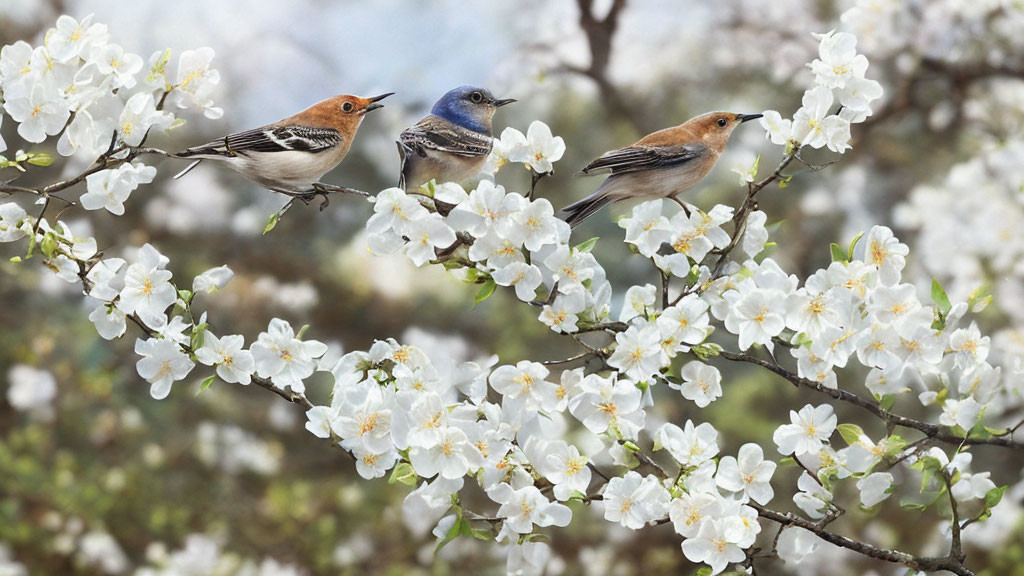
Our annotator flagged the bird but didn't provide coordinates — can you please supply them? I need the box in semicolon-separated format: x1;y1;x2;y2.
561;112;763;227
397;86;515;191
173;92;393;194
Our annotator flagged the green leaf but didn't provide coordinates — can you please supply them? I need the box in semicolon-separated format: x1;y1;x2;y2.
984;485;1007;508
435;514;462;553
695;568;714;576
196;375;216;395
846;231;864;260
830;243;845;262
468;527;494;541
473;277;496;307
931;278;952;315
778;175;793;188
968;283;992;313
39;233;59;259
177;289;193;305
879;394;896;411
26;153;53;167
262;211;281;235
574;236;599;253
837;423;865;446
190;322;208;351
899;499;928;512
387;462;418;486
296;324;310;340
9;256;21;263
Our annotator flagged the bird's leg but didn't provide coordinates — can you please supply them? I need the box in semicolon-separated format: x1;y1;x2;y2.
669;195;691;218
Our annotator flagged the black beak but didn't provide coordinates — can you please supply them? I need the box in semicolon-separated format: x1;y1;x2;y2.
362;92;394;114
492;98;516;107
738;113;763;123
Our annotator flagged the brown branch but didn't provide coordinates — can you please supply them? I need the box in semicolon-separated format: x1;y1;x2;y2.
718;349;1023;449
752;504;976;576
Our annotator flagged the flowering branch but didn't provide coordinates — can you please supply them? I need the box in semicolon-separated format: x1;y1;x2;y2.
718;350;1023;449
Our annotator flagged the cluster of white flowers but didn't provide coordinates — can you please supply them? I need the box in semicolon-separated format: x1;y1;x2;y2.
0;14;221;213
483;120;567;175
1;14;1016;575
366;123;613;335
760;30;882;153
896;141;1024;381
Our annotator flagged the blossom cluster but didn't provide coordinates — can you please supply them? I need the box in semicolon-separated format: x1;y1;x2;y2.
1;14;1016;576
366;124;612;336
759;30;882;153
896;140;1024;379
0;14;221;214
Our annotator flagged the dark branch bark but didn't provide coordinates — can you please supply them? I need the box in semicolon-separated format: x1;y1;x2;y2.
718;350;1023;449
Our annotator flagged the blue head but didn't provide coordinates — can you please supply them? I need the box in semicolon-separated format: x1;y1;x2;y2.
430;86;515;134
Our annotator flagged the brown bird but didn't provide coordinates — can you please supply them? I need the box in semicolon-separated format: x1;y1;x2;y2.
174;93;392;193
561;112;763;227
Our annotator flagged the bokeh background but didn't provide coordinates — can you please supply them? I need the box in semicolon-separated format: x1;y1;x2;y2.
1;0;1023;574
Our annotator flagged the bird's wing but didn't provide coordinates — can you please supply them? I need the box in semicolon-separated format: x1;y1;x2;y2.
398;117;493;159
180;125;343;157
578;144;702;176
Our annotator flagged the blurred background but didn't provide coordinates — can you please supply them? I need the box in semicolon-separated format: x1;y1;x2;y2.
1;0;1023;574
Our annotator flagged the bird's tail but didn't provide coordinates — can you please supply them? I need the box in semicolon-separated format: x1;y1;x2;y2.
560;190;613;228
396;141;408;190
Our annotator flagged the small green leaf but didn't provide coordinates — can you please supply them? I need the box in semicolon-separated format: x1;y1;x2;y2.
9;256;21;263
296;324;310;339
574;236;599;253
846;231;864;260
984;485;1007;508
190;322;208;351
837;423;865;446
26;153;53;167
968;284;992;313
879;394;896;411
262;211;281;235
387;462;418;486
696;568;714;576
196;375;216;395
473;277;496;307
931;278;952;315
899;499;928;512
830;243;845;262
177;289;193;304
778;175;793;188
435;515;462;553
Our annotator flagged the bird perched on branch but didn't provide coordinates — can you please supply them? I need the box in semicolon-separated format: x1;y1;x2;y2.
398;85;515;191
174;93;392;194
561;112;763;227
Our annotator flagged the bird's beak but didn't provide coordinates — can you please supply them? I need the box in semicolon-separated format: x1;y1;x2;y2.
362;92;394;114
492;98;516;107
738;113;763;123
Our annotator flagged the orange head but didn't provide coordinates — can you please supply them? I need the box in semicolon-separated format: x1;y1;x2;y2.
301;92;393;134
676;111;763;154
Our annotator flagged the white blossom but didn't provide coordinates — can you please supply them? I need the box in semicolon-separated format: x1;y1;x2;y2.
773;404;837;456
250;318;328;393
134;337;194;400
194;333;254;385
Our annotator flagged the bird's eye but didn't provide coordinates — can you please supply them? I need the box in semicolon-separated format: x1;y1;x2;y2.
342;102;354;113
717;118;728;127
470;91;484;104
